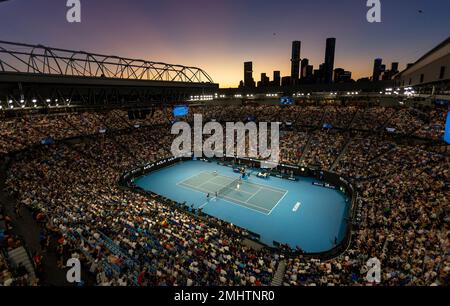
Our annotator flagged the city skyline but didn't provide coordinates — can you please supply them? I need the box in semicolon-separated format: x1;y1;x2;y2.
240;38;402;89
1;0;450;87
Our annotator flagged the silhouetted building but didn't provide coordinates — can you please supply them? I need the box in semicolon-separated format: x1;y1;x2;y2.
372;58;384;82
382;72;391;81
391;62;399;74
382;62;400;81
281;76;291;87
244;61;255;88
324;38;336;84
291;41;301;85
315;63;326;83
272;71;281;87
334;68;344;78
301;58;309;79
357;77;370;83
300;64;314;84
334;68;352;83
259;73;270;88
305;65;313;78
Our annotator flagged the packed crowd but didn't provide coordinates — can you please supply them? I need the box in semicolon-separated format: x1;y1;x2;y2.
301;130;347;170
279;130;310;164
0;102;448;286
285;146;449;286
334;134;396;179
5;138;279;286
1;103;447;157
0;109;168;155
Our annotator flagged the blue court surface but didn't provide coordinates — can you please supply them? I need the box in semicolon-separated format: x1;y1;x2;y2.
134;160;350;253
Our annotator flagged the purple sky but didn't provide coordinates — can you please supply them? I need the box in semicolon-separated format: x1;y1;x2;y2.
1;0;449;87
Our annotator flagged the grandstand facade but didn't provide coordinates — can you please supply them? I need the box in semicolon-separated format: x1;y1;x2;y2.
395;36;450;88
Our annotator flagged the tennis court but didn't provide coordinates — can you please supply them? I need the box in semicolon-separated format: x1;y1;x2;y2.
177;171;288;214
134;160;350;253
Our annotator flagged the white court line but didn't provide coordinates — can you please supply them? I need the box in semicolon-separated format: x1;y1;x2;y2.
207;180;256;196
178;181;218;195
177;171;289;215
219;195;271;214
177;182;221;211
244;187;262;204
249;183;287;194
210;175;235;183
179;178;233;195
219;192;271;212
179;181;270;215
176;171;211;186
267;190;289;215
181;179;282;214
241;179;287;194
206;172;287;195
209;176;287;198
187;173;255;197
181;180;255;204
177;171;222;191
198;201;210;209
177;182;208;193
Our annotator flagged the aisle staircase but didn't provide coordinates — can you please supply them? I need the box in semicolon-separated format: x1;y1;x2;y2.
347;108;360;129
271;260;286;286
330;137;353;171
8;246;36;280
298;130;315;163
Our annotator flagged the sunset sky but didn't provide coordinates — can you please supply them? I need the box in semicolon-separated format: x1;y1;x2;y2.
1;0;449;87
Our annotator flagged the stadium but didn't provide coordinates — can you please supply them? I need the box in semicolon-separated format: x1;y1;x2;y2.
0;0;449;294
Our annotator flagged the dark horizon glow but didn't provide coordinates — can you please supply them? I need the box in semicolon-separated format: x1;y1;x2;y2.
0;0;449;87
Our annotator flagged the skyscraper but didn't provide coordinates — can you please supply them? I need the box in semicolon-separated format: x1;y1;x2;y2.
391;62;399;74
291;41;301;85
260;73;270;87
302;65;314;84
273;71;281;87
244;61;255;88
281;76;291;87
324;38;336;84
317;63;326;83
301;58;309;79
305;65;313;78
382;62;400;81
372;58;383;81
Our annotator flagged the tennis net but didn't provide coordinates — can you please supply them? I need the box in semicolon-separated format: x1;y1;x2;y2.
216;177;240;198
